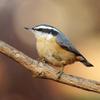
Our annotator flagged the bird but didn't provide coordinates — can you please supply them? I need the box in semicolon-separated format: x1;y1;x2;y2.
24;24;93;78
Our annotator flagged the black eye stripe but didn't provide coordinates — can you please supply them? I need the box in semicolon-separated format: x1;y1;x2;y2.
34;28;58;36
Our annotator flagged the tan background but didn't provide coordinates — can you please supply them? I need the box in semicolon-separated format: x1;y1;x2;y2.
0;0;100;100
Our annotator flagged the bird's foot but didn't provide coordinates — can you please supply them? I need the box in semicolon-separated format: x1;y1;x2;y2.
56;71;64;79
37;58;46;63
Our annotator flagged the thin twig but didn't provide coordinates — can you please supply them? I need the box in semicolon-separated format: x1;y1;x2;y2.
0;40;100;93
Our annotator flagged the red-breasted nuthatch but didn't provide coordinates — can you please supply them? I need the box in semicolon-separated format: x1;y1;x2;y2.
24;24;93;78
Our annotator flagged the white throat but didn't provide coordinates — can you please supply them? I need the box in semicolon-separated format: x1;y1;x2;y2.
32;31;53;40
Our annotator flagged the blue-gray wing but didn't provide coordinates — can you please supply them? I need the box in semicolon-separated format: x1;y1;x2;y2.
56;33;82;56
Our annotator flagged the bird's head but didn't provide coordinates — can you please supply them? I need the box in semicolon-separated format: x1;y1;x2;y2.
24;24;60;40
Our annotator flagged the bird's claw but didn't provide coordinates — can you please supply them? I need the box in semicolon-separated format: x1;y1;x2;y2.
56;71;64;79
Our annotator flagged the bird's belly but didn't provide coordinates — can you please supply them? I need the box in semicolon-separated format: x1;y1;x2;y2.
36;37;76;67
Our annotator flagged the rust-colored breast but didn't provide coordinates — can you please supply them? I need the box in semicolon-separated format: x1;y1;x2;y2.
36;37;76;67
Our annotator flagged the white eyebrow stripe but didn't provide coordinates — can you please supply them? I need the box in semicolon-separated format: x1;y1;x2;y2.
35;25;59;32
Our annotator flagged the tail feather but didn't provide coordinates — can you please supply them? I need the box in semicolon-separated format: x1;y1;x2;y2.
76;56;93;67
80;60;93;67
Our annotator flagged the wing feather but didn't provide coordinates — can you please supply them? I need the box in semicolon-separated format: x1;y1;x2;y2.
56;33;82;56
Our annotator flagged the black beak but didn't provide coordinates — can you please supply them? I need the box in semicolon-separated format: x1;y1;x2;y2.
24;27;30;30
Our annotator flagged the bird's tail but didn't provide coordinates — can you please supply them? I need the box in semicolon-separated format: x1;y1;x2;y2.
80;59;93;67
77;56;93;67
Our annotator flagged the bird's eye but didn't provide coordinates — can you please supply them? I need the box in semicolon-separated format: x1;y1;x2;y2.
32;27;36;30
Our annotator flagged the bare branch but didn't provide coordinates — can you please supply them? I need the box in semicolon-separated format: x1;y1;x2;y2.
0;40;100;94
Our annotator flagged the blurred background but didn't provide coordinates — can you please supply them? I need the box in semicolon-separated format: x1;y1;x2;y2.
0;0;100;100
